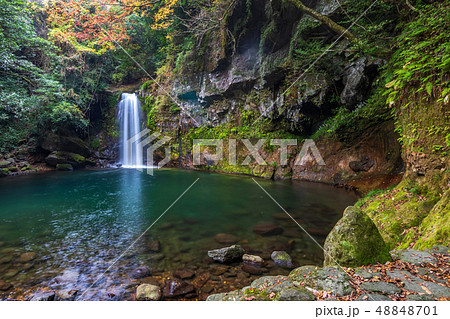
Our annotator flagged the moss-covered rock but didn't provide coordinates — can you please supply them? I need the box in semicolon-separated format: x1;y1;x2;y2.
45;151;87;168
0;161;10;168
324;206;391;267
412;190;450;249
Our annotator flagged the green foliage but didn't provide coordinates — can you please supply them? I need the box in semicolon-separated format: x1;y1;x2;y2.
385;3;450;106
311;86;391;140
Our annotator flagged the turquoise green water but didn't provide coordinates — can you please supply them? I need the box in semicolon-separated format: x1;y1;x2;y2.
0;169;358;300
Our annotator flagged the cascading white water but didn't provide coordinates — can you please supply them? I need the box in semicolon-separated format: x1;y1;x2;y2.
118;93;143;168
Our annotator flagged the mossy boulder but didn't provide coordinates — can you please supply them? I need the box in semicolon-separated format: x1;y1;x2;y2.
324;206;391;267
412;189;450;249
0;168;8;177
45;151;87;168
0;161;10;168
41;133;91;157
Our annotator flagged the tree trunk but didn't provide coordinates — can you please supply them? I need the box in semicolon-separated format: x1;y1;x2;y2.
290;0;357;42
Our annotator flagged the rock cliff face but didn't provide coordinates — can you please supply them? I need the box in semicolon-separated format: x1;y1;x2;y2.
141;0;402;191
170;0;381;132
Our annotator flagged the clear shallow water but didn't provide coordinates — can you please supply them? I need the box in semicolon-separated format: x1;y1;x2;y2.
0;169;358;300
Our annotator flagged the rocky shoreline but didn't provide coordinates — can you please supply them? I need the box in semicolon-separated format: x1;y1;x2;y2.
206;246;450;301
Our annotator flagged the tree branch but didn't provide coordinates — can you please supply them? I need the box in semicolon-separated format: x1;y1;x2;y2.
289;0;357;42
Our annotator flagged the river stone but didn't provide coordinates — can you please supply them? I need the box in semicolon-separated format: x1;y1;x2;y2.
289;265;317;281
390;249;438;266
387;269;450;298
0;255;13;264
174;269;195;279
17;252;36;263
0;161;10;168
241;264;263;275
56;289;78;300
0;280;12;291
324;206;391;267
253;222;283;236
163;279;195;298
271;251;293;269
49;270;79;287
4;269;18;278
207;245;245;263
129;266;151;279
214;233;239;245
136;284;161;301
243;254;264;266
303;267;355;297
274;287;316;301
360;281;401;295
356;294;392;301
30;291;55;301
147;240;161;252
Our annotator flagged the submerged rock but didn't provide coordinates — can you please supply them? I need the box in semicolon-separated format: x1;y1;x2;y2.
174;269;195;279
163;279;195;298
241;264;263;275
136;284;161;301
271;251;294;269
324;206;391;267
56;289;78;300
147;240;161;253
0;280;12;291
207;245;245;263
214;233;239;245
30;291;56;301
253;222;283;236
17;252;37;263
129;267;151;279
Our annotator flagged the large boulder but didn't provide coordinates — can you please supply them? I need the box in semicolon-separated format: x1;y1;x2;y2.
45;151;88;168
323;206;391;267
41;133;91;157
207;245;245;263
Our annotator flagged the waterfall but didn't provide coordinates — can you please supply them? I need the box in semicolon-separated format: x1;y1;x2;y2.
118;93;143;168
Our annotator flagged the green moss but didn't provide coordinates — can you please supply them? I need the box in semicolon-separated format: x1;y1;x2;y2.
358;179;441;249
